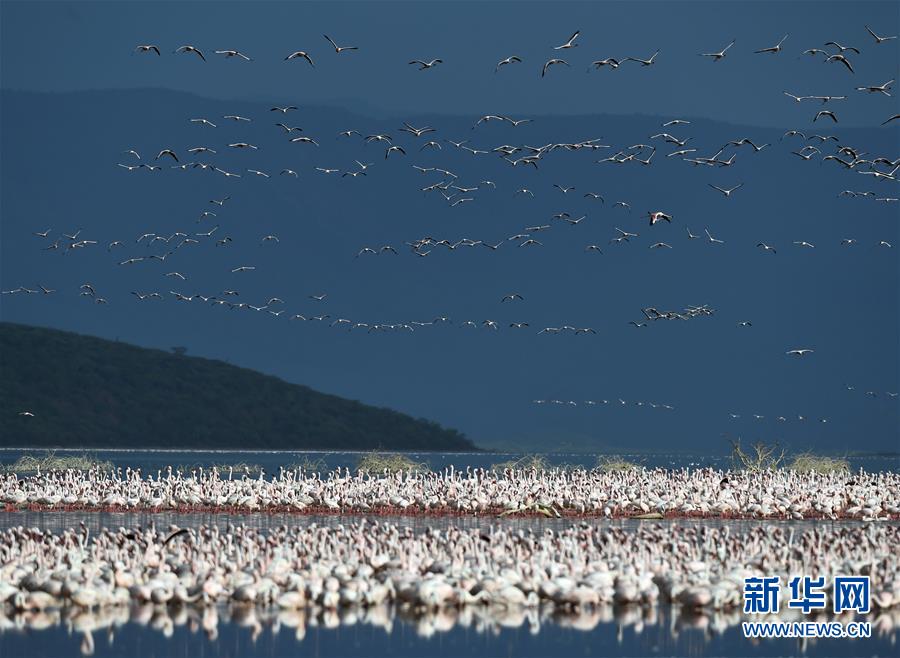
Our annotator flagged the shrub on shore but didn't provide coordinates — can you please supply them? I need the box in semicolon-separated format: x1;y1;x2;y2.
490;454;585;472
788;452;850;474
730;439;851;474
491;454;552;471
288;456;328;473
730;439;786;471
356;451;426;474
3;451;114;473
595;455;640;472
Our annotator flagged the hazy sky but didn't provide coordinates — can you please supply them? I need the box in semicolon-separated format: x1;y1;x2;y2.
2;1;898;126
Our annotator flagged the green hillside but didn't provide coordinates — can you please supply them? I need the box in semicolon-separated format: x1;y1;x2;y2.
0;323;477;451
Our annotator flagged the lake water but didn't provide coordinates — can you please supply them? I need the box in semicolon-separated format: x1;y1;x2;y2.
0;600;891;658
1;448;897;473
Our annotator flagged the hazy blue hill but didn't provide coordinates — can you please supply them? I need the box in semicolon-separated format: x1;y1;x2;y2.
0;322;476;450
0;89;896;453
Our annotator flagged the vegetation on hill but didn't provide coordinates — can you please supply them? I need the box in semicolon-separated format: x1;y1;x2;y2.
0;323;477;451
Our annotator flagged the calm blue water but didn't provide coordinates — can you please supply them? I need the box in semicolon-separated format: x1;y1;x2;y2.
1;448;897;473
0;603;890;658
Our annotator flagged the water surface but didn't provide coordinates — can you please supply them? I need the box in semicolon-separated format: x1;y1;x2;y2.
0;602;891;658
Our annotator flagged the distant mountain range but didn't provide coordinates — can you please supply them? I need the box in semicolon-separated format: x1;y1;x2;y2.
0;322;476;450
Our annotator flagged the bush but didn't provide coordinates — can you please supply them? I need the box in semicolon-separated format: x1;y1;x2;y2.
288;456;328;472
595;455;640;472
355;451;426;474
788;453;850;474
730;439;786;471
491;454;552;471
3;451;114;473
490;454;584;472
